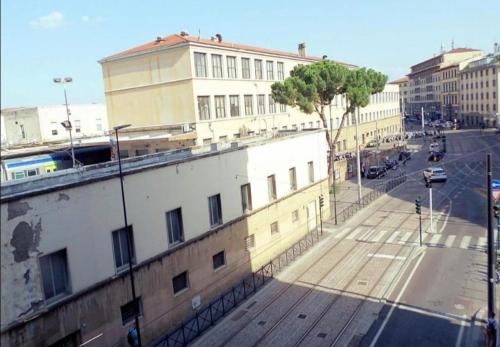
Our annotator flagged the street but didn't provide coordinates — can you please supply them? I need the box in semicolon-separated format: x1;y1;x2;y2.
190;129;500;347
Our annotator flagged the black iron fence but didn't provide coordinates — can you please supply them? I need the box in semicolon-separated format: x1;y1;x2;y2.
152;228;322;347
334;173;407;223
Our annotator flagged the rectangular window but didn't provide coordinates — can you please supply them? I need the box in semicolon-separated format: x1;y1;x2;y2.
227;56;237;78
244;95;253;115
292;210;299;222
212;250;226;270
229;95;240;117
241;183;253;212
135;149;148;156
119;150;129;158
267;174;277;201
51;121;58;136
166;208;184;246
280;103;286;112
255;59;263;79
172;271;189;295
215;96;226;118
244;234;255;251
289;167;297;191
74;120;81;133
277;62;284;80
212;54;223;78
112;226;135;271
197;96;211;120
208;194;223;227
120;297;142;325
39;249;70;300
266;61;274;80
242;58;251;79
194;52;207;77
270;221;279;236
268;94;276;113
257;95;265;114
308;161;314;183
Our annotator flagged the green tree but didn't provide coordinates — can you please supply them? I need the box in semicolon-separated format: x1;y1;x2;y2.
272;61;387;182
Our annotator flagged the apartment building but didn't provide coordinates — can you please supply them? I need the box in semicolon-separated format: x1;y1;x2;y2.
99;32;401;163
1;104;108;148
389;76;409;114
458;48;500;127
407;48;484;118
1;130;329;347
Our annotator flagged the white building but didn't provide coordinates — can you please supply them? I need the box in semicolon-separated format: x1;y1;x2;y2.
1;130;329;346
1;104;108;148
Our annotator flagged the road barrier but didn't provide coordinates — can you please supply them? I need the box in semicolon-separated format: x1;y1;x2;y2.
152;227;323;347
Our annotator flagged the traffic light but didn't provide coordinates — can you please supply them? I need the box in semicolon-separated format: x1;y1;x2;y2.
319;194;324;208
415;197;421;215
425;178;432;189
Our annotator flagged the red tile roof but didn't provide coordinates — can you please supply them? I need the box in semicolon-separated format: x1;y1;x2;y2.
389;76;409;84
101;33;357;67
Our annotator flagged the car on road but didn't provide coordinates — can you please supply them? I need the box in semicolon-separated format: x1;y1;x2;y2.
384;159;398;170
399;151;411;161
423;167;447;182
367;166;387;179
429;142;439;153
428;151;444;162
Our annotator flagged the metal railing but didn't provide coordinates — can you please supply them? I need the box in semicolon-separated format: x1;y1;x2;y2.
334;173;407;224
152;228;322;347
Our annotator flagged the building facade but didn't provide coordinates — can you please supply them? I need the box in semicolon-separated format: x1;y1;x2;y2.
1;130;329;347
1;104;108;148
458;47;500;127
100;33;402;161
407;48;484;118
389;76;409;115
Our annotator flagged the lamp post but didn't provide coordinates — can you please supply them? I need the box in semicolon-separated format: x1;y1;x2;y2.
53;77;76;168
114;124;142;347
329;105;338;224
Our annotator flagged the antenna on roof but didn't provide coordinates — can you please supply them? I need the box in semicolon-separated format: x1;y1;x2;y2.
198;29;200;40
440;43;444;53
451;39;454;50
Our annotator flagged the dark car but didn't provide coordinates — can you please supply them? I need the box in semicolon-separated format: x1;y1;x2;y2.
367;166;387;179
384;159;398;170
399;151;411;161
428;151;444;162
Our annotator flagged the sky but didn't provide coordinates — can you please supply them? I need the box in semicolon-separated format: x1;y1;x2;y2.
2;0;499;108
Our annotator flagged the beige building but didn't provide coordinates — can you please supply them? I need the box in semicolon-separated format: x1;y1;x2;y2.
407;48;484;118
1;130;329;347
458;47;500;127
439;64;460;120
99;32;402;163
389;76;409;115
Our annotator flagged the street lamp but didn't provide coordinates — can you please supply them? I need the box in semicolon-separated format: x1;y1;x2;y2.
53;77;76;168
329;105;338;224
114;124;142;347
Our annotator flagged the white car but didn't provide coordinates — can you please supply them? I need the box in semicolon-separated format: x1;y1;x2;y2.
429;142;439;153
423;167;447;182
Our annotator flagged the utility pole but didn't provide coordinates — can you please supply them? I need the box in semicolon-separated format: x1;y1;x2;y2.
355;107;363;204
486;154;495;321
329;105;338;225
425;178;434;233
319;195;324;235
421;106;426;143
416;197;422;247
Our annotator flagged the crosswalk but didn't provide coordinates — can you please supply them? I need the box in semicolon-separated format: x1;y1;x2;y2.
329;226;488;251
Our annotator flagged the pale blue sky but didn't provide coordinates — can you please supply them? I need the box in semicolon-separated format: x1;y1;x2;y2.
2;0;499;108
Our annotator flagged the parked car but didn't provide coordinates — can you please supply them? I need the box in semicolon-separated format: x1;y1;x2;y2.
367;166;387;179
428;151;444;162
423;167;447;182
384;159;398;170
365;140;377;148
445;121;454;128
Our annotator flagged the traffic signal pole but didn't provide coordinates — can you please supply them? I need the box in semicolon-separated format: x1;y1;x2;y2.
486;154;495;321
416;197;422;247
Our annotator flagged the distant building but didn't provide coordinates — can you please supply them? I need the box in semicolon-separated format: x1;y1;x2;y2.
389;76;409;114
1;104;108;148
100;32;402;166
457;43;500;127
1;130;329;347
407;48;484;118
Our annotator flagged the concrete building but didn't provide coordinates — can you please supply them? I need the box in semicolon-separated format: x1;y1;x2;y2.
1;104;108;148
407;48;484;118
1;130;329;347
458;45;500;127
99;32;402;165
389;76;409;115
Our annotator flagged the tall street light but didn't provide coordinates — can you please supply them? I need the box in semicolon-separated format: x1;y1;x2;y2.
329;105;338;224
53;77;76;168
114;124;142;347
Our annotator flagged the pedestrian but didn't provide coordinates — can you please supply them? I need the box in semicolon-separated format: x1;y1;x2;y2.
485;312;497;347
127;326;139;347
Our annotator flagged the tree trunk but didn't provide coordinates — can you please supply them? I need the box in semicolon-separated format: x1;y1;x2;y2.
328;102;352;186
317;105;333;186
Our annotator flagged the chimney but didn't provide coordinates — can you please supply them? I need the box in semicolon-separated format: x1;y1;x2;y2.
180;31;189;37
215;33;222;43
298;43;306;57
155;36;164;43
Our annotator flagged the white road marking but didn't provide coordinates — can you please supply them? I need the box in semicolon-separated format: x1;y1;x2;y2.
347;227;367;240
429;234;443;245
372;229;390;243
460;236;472;249
367;253;406;261
476;237;487;249
369;252;426;347
386;231;400;244
333;227;352;239
455;314;467;347
399;231;412;243
358;227;376;241
445;235;456;248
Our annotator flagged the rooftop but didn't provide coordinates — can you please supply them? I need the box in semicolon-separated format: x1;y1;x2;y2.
389;76;409;84
1;129;325;202
100;33;357;67
411;47;482;70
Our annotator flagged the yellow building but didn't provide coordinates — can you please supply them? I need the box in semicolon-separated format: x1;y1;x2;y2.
100;32;402;165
